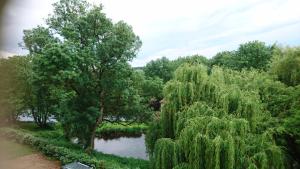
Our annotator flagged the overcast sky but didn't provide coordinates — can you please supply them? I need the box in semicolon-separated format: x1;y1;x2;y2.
1;0;300;66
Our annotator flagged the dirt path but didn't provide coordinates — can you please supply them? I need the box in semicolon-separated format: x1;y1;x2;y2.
0;139;61;169
0;153;61;169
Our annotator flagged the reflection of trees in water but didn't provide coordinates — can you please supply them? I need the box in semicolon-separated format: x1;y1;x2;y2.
94;134;148;160
98;132;142;140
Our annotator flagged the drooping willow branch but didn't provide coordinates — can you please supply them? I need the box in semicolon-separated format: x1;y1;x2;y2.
146;64;285;169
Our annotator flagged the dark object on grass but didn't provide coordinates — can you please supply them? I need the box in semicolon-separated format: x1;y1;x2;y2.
62;162;92;169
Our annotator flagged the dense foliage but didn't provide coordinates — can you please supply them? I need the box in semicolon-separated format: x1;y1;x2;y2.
144;57;174;83
20;0;143;150
2;40;299;169
144;55;208;83
142;55;208;110
0;56;29;123
210;41;275;70
146;60;300;168
270;47;300;86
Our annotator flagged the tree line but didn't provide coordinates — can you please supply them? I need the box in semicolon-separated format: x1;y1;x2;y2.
145;45;300;168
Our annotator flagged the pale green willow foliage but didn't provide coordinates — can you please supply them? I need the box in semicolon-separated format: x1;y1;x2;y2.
148;64;285;169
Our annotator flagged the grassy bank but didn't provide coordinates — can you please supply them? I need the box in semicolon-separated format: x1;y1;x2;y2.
96;122;148;137
0;122;149;169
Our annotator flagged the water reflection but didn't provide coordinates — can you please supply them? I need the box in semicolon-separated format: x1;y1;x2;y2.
94;134;148;160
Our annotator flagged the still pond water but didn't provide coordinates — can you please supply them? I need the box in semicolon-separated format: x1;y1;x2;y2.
94;134;148;160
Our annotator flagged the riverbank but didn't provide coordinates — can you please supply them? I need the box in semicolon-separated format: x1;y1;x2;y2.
96;122;148;139
0;122;149;169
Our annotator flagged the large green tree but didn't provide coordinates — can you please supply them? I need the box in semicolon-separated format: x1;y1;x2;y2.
268;47;300;167
210;41;275;70
234;41;275;70
270;47;300;86
144;57;173;83
147;64;287;169
22;26;60;127
210;51;234;68
22;0;142;150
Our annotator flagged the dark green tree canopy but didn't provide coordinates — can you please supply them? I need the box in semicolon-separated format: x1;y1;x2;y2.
22;0;142;149
210;51;234;67
144;55;209;83
234;41;275;70
144;57;173;82
210;41;275;70
172;55;208;68
22;26;59;54
270;47;300;86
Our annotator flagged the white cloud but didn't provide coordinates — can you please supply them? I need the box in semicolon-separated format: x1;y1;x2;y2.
129;0;300;66
1;0;300;67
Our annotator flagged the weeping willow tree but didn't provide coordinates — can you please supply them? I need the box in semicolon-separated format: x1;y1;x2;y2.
146;64;285;169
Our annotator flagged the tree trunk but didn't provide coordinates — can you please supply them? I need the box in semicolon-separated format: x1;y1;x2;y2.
32;106;49;128
87;91;104;153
